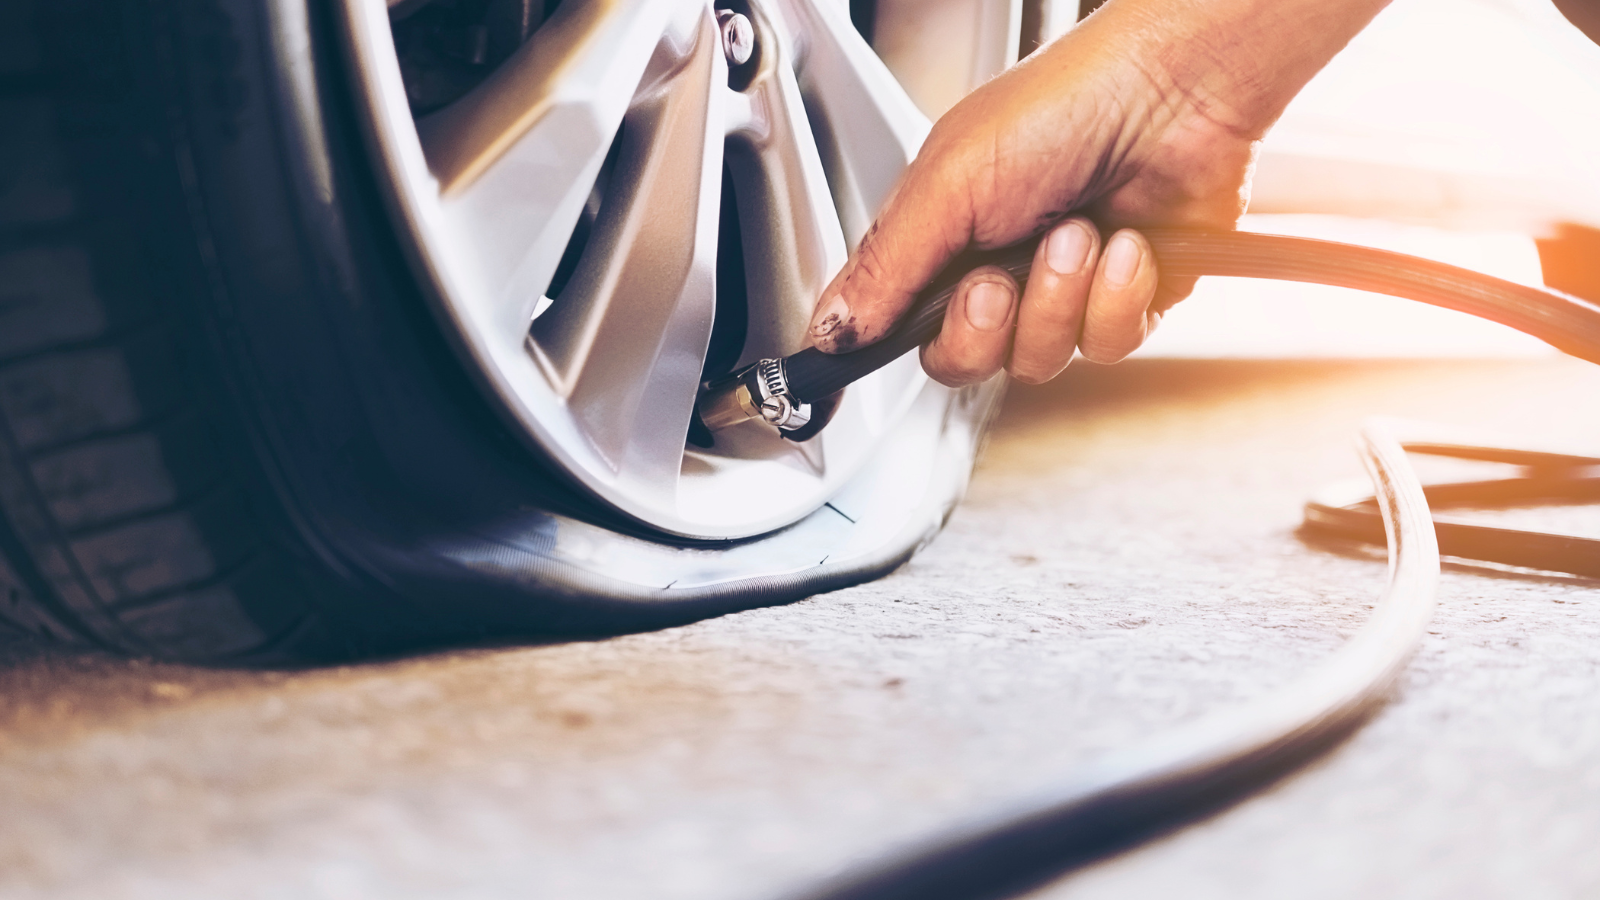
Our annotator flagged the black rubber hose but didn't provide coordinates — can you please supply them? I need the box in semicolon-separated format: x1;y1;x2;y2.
784;229;1600;403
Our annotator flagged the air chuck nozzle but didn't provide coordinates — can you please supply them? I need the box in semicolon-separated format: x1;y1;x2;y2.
698;358;811;430
695;357;842;443
696;365;765;432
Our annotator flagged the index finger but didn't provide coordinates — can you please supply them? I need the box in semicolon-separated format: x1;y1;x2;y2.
808;160;973;353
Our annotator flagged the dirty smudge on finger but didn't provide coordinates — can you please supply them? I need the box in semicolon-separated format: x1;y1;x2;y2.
828;316;862;352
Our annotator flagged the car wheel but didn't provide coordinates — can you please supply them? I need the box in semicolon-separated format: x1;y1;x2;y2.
0;0;1010;661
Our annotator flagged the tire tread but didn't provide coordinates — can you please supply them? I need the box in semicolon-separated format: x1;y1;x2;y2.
0;0;322;660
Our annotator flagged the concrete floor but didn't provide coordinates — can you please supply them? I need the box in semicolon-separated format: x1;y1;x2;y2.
2;358;1598;900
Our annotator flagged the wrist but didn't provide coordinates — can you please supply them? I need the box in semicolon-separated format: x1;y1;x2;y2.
1092;0;1390;139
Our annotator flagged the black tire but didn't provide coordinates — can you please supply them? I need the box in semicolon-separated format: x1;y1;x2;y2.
0;0;1001;663
0;0;352;660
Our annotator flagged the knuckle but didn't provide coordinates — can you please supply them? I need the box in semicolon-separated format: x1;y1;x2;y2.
1024;296;1085;330
1007;338;1067;384
1007;345;1068;383
846;234;894;297
923;348;989;387
1078;336;1135;365
931;369;983;387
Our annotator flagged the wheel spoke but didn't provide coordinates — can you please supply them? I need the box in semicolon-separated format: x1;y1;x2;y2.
725;5;850;367
418;0;677;194
416;0;686;331
529;8;726;491
776;0;930;246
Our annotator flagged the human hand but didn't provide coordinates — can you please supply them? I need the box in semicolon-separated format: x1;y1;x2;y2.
808;0;1387;385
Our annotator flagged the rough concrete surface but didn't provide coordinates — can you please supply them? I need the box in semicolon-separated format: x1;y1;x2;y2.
1;358;1597;900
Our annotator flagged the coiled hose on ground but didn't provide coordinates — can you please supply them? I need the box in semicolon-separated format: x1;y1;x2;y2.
758;230;1600;900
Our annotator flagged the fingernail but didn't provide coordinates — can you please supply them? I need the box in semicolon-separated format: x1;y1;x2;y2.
810;293;849;337
1147;310;1162;335
964;279;1013;331
1104;232;1142;287
1046;221;1094;275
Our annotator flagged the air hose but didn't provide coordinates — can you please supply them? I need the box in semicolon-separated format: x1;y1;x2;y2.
790;422;1438;900
692;230;1600;900
696;231;1600;436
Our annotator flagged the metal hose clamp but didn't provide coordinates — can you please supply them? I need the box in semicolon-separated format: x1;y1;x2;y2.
754;358;811;431
695;357;814;435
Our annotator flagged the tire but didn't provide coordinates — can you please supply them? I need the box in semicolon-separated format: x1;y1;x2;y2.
0;0;1005;662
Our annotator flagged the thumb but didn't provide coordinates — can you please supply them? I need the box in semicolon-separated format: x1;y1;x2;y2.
809;162;973;353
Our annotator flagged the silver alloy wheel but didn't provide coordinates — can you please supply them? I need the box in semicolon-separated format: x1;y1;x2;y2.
340;0;1009;539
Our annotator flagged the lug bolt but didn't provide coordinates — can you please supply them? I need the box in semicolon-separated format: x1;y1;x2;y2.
717;10;755;66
